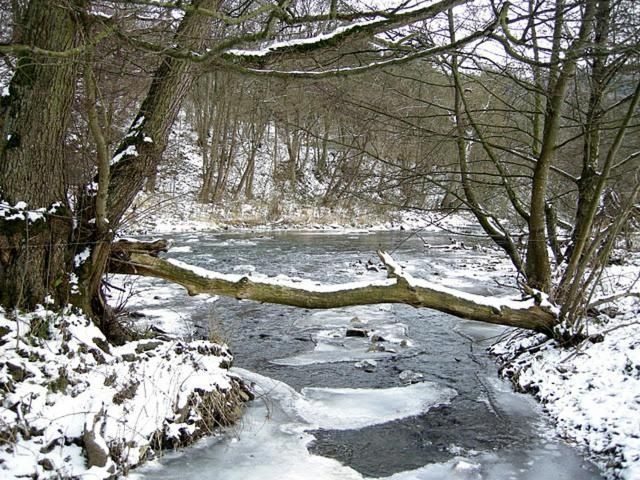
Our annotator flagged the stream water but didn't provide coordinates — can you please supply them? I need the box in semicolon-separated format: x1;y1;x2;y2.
129;230;603;480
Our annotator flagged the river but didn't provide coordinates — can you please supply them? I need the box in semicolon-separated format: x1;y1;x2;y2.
126;229;603;480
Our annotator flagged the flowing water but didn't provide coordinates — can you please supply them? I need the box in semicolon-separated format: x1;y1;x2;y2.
130;230;603;480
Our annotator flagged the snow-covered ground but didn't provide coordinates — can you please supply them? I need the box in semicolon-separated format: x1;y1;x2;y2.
491;281;640;479
0;306;247;479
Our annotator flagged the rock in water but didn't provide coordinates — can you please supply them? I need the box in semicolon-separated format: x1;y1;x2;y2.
346;328;369;337
355;359;378;372
399;370;424;384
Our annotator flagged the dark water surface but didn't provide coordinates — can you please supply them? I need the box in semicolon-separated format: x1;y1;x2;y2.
134;230;603;480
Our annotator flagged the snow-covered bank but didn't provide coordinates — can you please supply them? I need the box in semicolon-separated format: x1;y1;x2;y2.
492;269;640;479
0;306;248;479
123;192;475;236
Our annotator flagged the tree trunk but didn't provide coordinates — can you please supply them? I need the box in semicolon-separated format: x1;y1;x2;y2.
0;0;83;309
525;0;597;293
79;0;219;341
0;0;219;339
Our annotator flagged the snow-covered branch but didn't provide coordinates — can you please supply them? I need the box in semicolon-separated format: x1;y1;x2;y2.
222;24;498;78
222;0;469;60
109;244;558;334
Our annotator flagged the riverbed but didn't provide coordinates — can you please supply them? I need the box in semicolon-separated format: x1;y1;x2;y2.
121;230;603;479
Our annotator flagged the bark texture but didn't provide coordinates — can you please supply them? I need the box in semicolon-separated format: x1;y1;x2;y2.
0;0;83;308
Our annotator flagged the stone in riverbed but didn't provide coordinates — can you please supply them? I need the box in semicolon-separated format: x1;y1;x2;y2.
355;359;377;372
346;328;368;337
399;370;424;384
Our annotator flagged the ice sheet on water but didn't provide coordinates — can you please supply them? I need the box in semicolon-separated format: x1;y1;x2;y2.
137;392;600;480
168;245;192;253
297;383;457;430
135;398;364;480
293;305;394;328
237;369;457;431
275;306;411;366
270;340;394;366
136;369;461;480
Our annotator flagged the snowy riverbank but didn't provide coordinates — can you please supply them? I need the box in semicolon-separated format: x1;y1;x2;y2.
121;188;476;236
491;293;640;479
0;306;248;479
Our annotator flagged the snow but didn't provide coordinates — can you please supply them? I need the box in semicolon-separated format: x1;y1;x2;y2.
1;189;636;479
226;17;381;58
492;260;640;479
74;247;92;268
111;144;139;165
170;9;184;20
131;116;145;131
223;0;444;59
69;272;80;294
0;199;48;223
379;251;544;312
0;306;239;479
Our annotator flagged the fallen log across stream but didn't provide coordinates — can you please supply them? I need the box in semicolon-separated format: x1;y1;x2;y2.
109;239;558;335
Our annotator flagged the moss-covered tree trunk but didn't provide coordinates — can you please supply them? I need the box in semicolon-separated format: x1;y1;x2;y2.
0;0;83;309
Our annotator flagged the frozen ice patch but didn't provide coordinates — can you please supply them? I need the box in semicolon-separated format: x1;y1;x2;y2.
271;341;394;366
168;245;192;253
296;383;457;430
236;369;457;431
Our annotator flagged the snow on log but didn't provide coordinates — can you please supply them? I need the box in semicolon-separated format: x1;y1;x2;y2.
109;248;558;334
